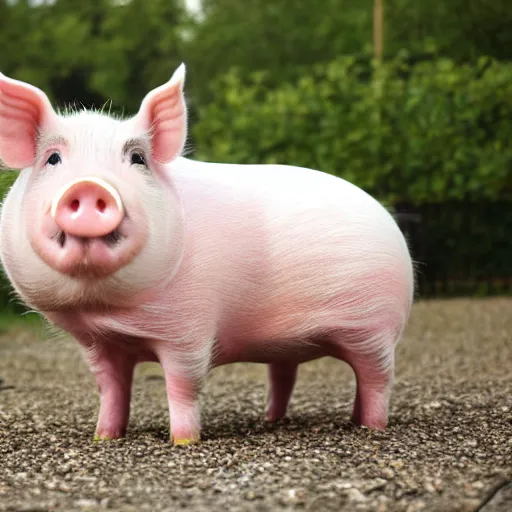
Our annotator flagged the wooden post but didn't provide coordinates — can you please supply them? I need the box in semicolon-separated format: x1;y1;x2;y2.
373;0;384;218
374;0;383;63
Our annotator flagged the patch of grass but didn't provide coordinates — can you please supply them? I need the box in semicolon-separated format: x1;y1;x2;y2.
0;309;46;335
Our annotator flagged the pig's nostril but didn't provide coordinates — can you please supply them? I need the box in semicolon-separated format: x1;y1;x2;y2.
96;198;106;213
70;199;80;213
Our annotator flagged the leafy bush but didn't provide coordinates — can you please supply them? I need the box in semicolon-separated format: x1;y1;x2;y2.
191;55;512;296
193;55;512;206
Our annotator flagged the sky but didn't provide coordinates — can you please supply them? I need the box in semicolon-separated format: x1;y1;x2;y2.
187;0;201;14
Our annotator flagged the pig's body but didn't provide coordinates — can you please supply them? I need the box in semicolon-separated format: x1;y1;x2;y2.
0;65;414;445
46;156;413;363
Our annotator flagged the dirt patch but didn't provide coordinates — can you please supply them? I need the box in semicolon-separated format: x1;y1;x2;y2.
0;297;511;511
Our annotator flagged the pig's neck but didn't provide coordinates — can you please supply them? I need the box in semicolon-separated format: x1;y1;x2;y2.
42;235;215;365
44;283;180;341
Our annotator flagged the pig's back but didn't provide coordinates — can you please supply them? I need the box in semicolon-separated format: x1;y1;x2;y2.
171;157;383;216
169;158;414;349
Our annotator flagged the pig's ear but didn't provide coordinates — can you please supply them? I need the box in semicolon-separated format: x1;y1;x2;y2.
132;63;187;164
0;72;59;169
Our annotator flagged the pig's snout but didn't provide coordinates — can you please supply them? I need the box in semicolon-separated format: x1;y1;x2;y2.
51;178;124;238
29;176;147;279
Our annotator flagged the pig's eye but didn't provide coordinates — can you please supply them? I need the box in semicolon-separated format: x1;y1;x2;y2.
130;152;146;166
46;153;62;166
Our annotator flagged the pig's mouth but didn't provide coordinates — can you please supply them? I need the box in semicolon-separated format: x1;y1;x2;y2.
49;222;131;278
54;228;125;250
29;213;148;280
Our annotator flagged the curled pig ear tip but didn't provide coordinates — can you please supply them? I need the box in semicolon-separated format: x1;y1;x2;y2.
0;72;15;82
170;63;186;85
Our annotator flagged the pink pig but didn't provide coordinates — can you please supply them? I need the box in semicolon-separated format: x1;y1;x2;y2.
0;64;414;445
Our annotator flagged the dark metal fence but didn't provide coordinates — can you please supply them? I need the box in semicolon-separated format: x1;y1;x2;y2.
394;200;512;298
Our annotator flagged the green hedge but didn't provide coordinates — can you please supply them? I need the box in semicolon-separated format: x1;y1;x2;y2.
193;55;512;206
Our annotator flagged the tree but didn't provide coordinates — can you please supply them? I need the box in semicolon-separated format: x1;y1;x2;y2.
90;0;188;114
384;0;512;62
0;0;187;114
184;0;512;106
183;0;374;104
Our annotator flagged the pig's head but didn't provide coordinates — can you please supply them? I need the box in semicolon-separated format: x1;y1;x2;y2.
0;65;187;311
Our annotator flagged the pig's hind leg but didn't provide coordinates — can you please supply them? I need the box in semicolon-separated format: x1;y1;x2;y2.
331;328;397;430
266;363;298;422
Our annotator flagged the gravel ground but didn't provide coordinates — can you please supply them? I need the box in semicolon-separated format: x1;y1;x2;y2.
0;297;511;512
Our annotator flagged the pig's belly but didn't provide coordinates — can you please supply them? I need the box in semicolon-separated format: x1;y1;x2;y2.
212;330;331;367
212;219;411;366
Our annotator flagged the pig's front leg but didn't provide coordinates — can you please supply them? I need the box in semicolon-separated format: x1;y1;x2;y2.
155;343;207;445
78;338;136;441
163;371;202;445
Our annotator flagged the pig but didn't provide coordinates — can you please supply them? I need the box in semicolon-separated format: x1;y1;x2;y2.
0;64;414;445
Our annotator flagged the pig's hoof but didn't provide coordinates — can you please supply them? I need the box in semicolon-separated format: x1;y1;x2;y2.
93;434;113;442
93;432;124;442
173;436;200;447
265;408;287;423
350;416;387;430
